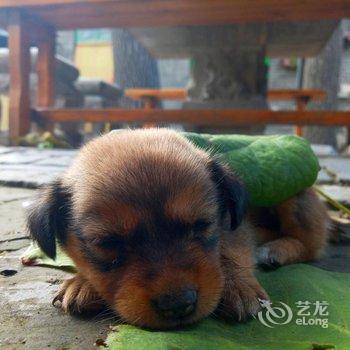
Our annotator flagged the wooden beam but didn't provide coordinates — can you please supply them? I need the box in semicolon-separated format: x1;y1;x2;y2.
268;89;326;101
1;1;350;30
0;0;103;6
8;10;31;139
34;108;350;126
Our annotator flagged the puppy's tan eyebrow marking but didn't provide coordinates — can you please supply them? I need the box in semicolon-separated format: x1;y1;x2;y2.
165;187;200;221
81;203;141;236
165;185;217;223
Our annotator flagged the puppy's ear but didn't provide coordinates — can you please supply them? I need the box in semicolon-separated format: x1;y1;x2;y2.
27;180;72;259
208;159;249;231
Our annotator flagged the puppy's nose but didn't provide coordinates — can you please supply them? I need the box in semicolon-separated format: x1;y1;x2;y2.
152;289;197;320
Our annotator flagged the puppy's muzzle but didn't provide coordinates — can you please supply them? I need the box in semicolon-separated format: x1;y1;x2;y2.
152;288;198;320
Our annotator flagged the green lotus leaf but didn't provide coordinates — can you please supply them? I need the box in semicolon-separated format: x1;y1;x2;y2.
105;265;350;350
183;133;320;207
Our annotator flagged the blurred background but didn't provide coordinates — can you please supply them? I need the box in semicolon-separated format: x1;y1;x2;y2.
0;20;350;152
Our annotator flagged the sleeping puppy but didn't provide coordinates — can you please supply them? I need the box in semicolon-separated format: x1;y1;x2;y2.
27;128;328;329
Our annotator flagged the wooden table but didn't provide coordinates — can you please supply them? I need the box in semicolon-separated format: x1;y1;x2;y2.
1;1;350;140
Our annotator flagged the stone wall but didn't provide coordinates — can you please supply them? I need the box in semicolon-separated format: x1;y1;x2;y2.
112;29;160;108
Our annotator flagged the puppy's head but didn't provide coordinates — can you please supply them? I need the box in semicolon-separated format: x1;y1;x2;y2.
28;129;248;329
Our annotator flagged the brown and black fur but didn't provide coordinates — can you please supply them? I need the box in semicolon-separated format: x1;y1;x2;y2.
27;128;329;329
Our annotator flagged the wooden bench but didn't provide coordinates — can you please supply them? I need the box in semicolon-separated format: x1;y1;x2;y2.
36;90;348;129
125;88;327;135
267;89;327;136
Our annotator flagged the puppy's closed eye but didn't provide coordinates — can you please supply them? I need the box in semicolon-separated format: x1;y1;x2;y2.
83;236;125;271
189;219;218;250
92;235;124;250
192;219;213;233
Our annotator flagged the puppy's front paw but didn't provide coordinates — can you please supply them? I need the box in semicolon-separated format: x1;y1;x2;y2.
53;275;106;315
216;278;269;321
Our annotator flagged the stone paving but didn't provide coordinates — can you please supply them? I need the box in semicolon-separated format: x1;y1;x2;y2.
1;145;350;349
0;147;76;188
1;146;350;204
0;186;110;350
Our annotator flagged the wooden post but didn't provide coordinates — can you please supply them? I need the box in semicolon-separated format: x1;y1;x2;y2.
295;96;309;136
37;26;55;107
37;24;56;131
8;10;31;140
143;96;157;128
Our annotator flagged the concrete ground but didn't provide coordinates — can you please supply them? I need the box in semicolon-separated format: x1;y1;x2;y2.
1;146;350;349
